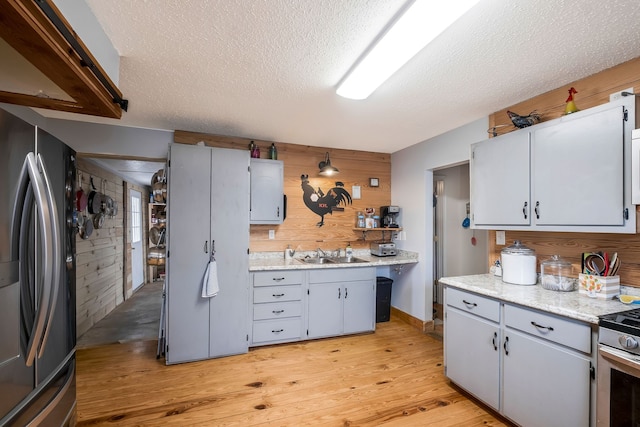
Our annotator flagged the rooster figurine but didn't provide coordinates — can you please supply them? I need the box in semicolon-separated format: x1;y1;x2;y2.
301;175;352;227
507;110;541;128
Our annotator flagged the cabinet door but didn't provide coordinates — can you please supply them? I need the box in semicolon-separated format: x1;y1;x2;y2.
502;329;590;427
166;143;212;364
343;281;375;334
470;130;530;226
532;105;624;226
445;307;500;410
250;159;284;224
209;148;250;358
307;282;342;339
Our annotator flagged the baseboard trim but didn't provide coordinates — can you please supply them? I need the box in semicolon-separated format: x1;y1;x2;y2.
391;307;433;333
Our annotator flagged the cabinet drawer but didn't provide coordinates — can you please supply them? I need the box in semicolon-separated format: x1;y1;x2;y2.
253;285;302;303
446;288;500;323
254;271;304;286
504;304;591;353
252;318;302;343
308;267;375;284
253;301;302;320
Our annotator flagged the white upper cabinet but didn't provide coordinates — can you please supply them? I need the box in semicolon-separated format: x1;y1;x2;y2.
532;104;624;226
470;97;637;233
250;159;284;224
471;129;530;227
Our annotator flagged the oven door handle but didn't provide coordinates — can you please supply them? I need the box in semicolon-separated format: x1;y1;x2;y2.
599;345;640;370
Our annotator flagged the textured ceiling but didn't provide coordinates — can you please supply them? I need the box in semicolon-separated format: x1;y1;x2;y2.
70;0;640;158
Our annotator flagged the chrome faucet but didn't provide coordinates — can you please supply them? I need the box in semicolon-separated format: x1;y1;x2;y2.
316;248;328;258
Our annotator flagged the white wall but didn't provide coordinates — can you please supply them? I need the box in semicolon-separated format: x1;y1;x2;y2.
390;117;488;322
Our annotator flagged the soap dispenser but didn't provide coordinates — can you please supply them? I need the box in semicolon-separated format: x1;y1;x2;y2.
345;242;353;259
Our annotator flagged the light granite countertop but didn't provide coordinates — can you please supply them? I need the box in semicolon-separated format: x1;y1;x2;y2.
439;274;640;325
249;249;418;272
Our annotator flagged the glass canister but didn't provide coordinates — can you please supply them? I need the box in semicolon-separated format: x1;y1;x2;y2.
501;240;537;285
540;255;577;291
356;211;365;228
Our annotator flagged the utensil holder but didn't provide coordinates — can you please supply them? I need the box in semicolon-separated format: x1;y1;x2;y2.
578;274;620;299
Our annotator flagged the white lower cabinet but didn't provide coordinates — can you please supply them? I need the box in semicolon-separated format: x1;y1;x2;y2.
445;307;500;410
251;271;305;346
444;287;594;427
250;267;376;346
307;268;376;339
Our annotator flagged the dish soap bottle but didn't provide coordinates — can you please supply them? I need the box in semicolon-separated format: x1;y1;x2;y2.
269;143;277;160
345;242;353;259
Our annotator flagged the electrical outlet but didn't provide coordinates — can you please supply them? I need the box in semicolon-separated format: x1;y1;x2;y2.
496;230;506;245
268;230;275;240
610;87;634;102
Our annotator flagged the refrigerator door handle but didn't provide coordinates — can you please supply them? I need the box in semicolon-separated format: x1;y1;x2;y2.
11;153;56;367
36;153;61;357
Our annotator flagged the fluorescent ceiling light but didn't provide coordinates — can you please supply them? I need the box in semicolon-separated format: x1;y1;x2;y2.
336;0;480;100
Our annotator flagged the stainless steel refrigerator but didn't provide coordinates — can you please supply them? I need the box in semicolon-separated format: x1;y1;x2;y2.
0;108;76;426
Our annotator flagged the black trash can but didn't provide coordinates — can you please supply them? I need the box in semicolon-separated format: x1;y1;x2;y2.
376;277;393;323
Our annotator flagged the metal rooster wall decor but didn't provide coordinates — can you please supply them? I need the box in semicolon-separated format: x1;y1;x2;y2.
301;174;352;227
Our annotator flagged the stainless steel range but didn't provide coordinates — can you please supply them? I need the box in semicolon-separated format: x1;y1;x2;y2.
597;308;640;427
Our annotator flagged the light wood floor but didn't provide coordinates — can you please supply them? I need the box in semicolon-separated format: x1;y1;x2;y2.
76;318;513;426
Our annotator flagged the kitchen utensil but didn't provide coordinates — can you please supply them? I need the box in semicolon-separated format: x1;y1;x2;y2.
619;295;640;304
540;255;577;291
76;172;87;212
501;240;537;285
471;229;477;246
93;212;105;229
462;217;470;228
88;177;102;214
110;200;118;218
150;226;162;245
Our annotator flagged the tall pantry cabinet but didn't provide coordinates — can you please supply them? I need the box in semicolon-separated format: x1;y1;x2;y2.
165;143;250;364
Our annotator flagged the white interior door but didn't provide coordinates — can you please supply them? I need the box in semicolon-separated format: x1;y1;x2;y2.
130;190;144;291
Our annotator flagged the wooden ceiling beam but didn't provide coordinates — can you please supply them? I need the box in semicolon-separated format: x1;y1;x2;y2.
0;0;124;118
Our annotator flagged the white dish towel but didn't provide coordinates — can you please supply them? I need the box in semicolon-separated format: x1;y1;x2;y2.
201;260;220;298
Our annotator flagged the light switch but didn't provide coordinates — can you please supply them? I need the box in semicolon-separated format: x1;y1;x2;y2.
496;230;505;245
352;186;361;199
268;230;275;240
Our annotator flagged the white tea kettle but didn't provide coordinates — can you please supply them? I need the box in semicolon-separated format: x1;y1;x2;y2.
501;240;537;285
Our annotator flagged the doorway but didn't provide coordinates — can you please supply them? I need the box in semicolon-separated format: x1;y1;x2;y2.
130;190;144;291
432;163;488;320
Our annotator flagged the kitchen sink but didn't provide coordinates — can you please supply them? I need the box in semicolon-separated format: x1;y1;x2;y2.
329;257;368;264
298;256;368;264
299;257;333;264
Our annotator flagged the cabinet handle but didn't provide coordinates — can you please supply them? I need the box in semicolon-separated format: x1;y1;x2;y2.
345;288;348;299
503;336;509;356
272;329;284;333
492;332;498;351
522;201;528;219
204;240;208;253
535;201;540;219
272;293;285;297
277;206;280;218
272;277;285;282
272;310;284;314
531;321;554;332
462;299;477;308
338;288;341;299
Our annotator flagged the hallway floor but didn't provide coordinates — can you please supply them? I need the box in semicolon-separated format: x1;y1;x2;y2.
77;281;164;349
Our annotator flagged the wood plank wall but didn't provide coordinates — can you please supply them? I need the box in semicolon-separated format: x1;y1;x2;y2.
75;158;125;337
174;131;391;253
487;57;640;289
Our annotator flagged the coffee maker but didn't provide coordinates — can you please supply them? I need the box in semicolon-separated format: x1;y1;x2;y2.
380;205;400;228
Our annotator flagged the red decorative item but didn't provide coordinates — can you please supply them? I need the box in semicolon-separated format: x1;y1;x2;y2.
565;87;579;114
